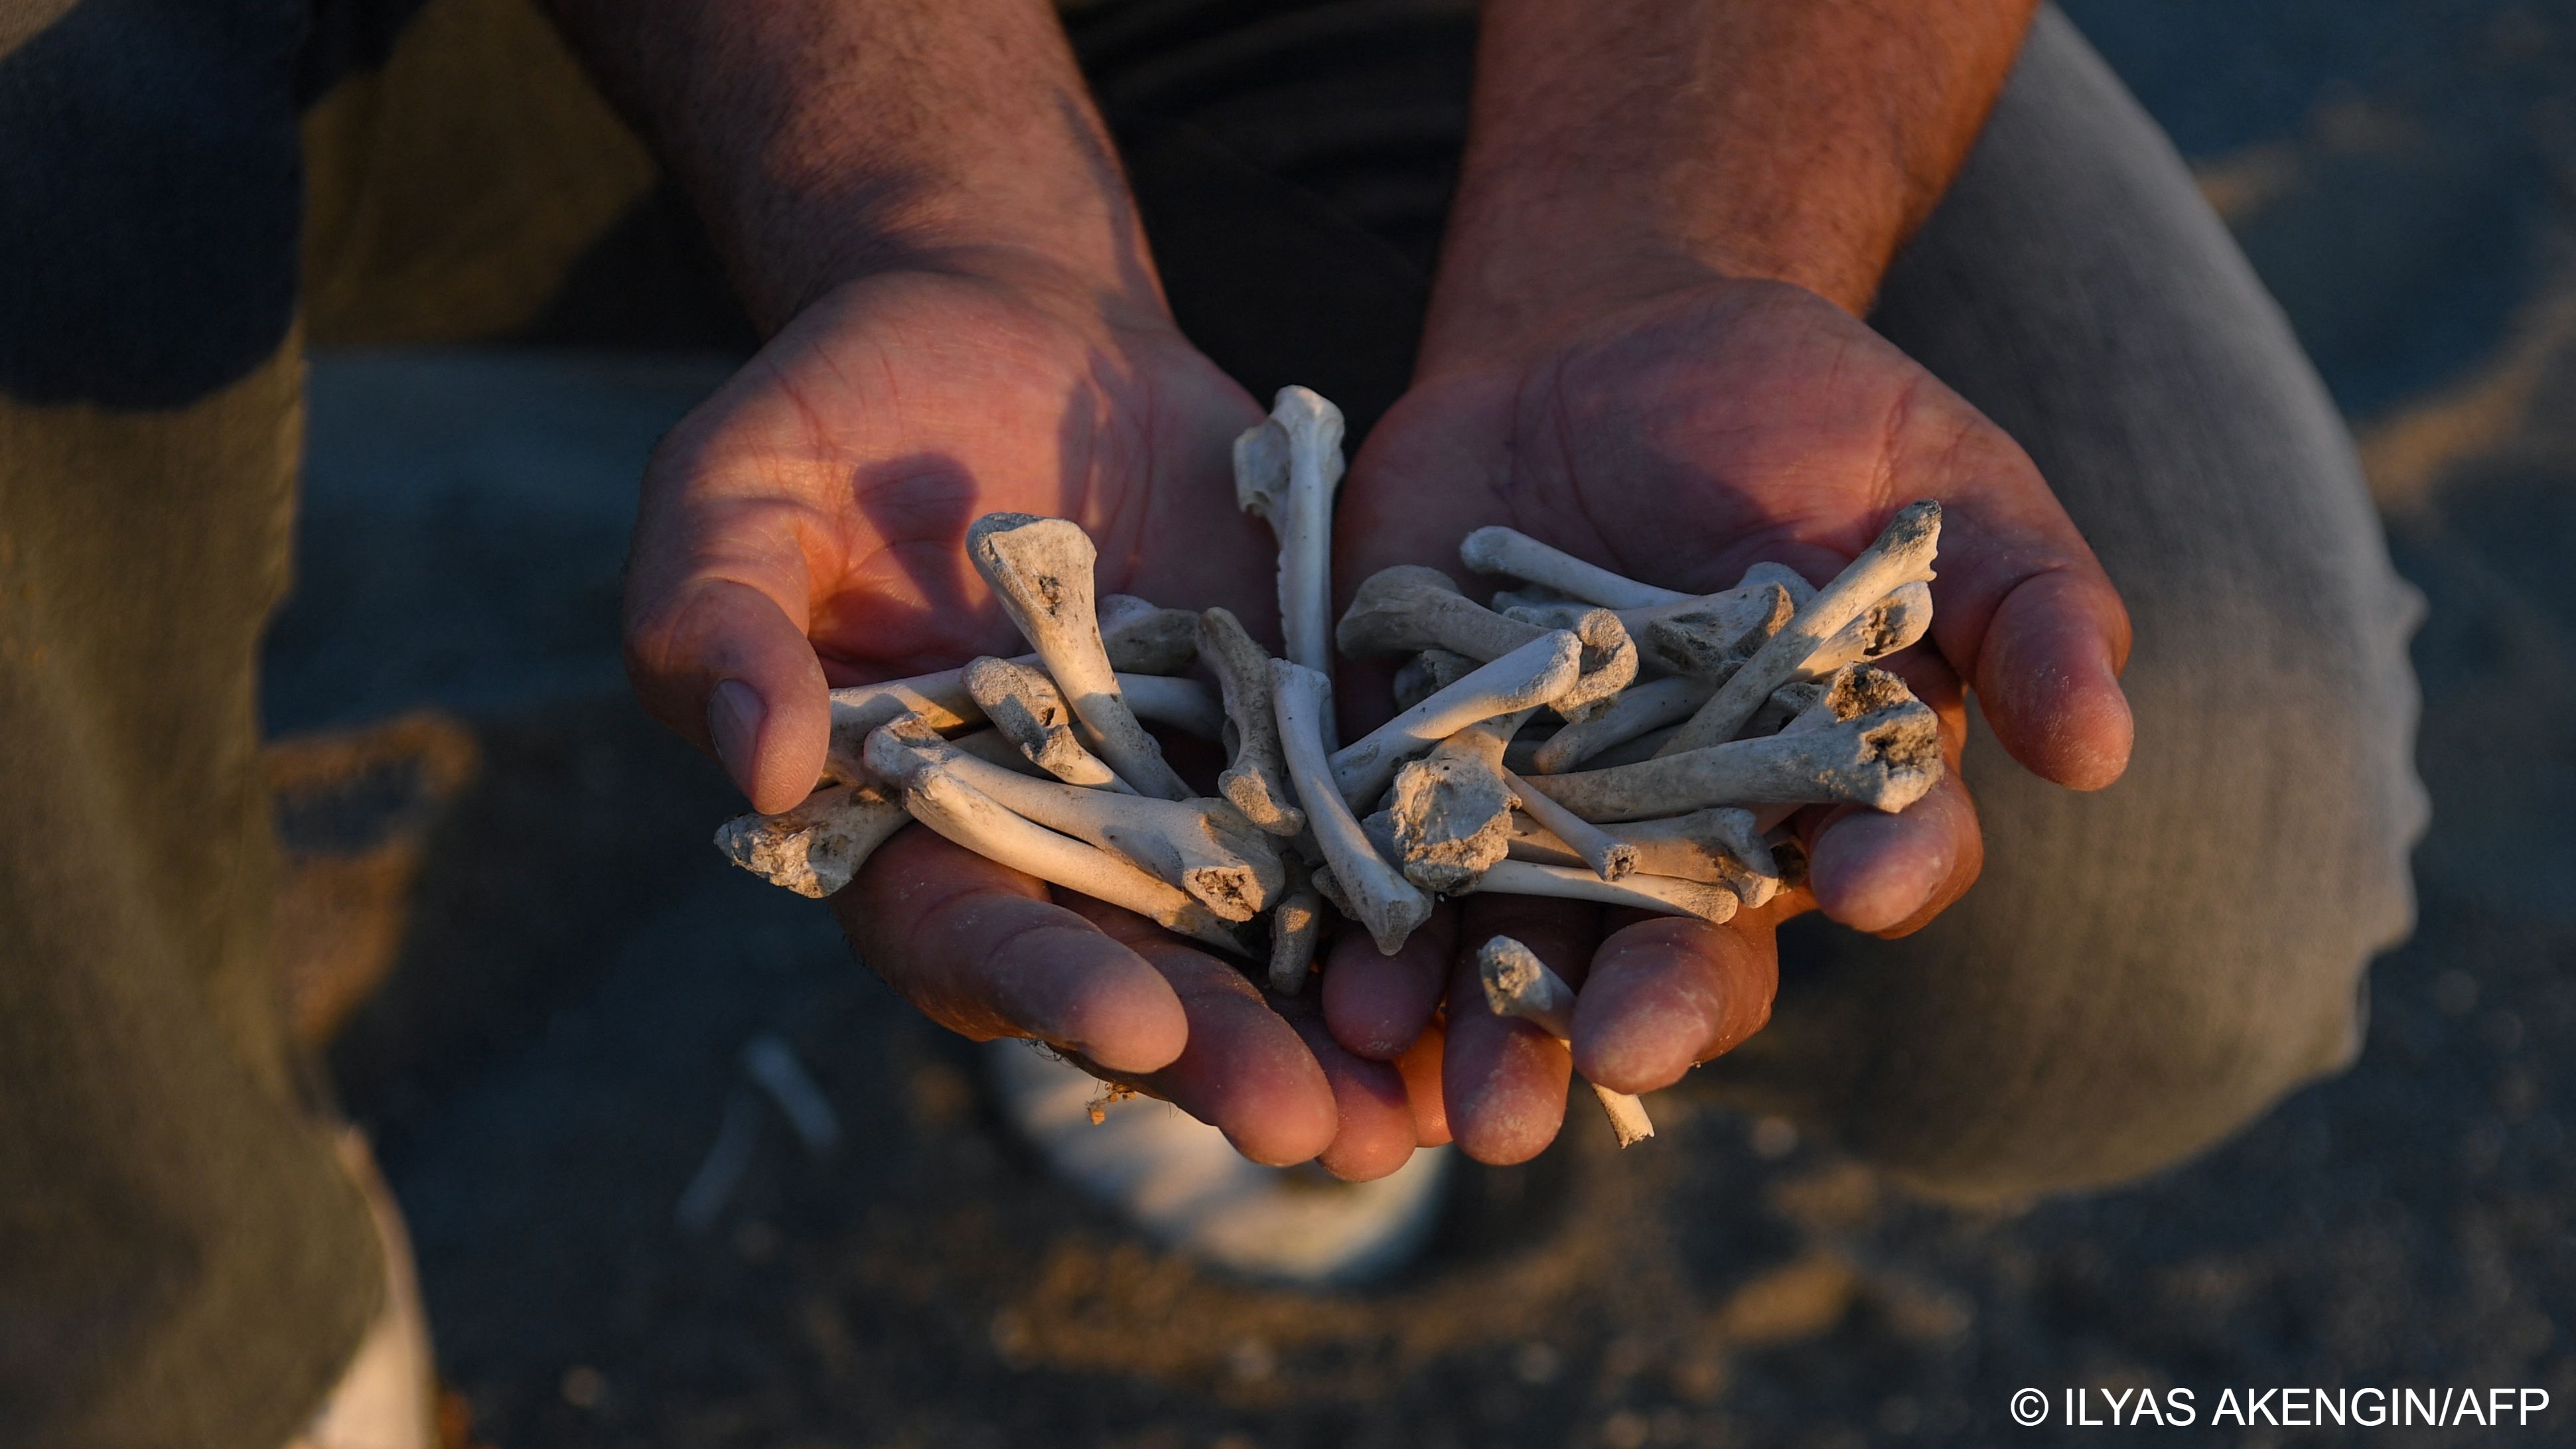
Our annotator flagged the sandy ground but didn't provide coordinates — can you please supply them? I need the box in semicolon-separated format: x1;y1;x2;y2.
267;4;2576;1444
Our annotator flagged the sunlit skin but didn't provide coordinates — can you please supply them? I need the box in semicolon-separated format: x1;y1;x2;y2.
583;0;2136;1177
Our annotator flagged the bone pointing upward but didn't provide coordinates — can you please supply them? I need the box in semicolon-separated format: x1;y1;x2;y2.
1197;607;1306;837
967;513;1194;801
1234;386;1344;677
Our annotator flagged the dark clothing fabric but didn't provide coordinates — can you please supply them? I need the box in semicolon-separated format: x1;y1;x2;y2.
0;0;2421;1442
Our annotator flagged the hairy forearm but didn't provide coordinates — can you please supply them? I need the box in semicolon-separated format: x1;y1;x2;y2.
544;0;1151;330
1429;0;2037;359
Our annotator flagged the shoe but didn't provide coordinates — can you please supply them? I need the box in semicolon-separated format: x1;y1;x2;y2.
985;1040;1446;1286
283;1131;438;1449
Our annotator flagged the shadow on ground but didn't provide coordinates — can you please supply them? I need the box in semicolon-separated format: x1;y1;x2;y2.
263;5;2576;1445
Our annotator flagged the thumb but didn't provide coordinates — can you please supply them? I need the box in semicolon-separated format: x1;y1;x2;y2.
626;564;833;816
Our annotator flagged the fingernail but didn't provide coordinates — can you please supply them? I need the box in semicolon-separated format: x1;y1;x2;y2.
709;679;764;795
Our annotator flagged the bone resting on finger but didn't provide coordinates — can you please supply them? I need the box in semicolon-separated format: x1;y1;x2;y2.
1661;500;1941;755
1234;386;1345;676
866;717;1284;922
1477;935;1655;1148
714;782;911;898
1506;806;1782;908
1459;526;1691;610
967;513;1195;801
1271;659;1433;953
1267;857;1324;995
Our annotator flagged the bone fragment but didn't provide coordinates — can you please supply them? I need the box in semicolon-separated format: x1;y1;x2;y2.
1506;807;1782;908
1234;386;1344;676
1392;648;1480;711
1662;501;1941;754
894;759;1250;955
1798;581;1933;680
1503;768;1637;880
1520;701;1944;821
715;783;910;898
1459;526;1691;610
1194;608;1305;837
1529;675;1715;774
866;721;1283;922
1271;660;1433;954
1093;594;1202;675
1336;566;1636;719
1384;717;1523;894
967;514;1194;801
1792;663;1919;731
1328;631;1583;808
1463;859;1739;924
1477;935;1655;1147
961;656;1133;792
1267;856;1324;995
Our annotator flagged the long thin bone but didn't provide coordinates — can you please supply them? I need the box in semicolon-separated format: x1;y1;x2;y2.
967;514;1194;801
1462;859;1739;924
1660;501;1941;754
1336;567;1636;719
895;766;1251;957
1503;769;1636;881
1520;701;1944;821
715;783;910;898
1477;935;1655;1148
1506;807;1783;908
961;656;1133;792
1328;631;1582;808
1271;660;1432;954
1196;608;1305;837
1234;386;1344;677
1459;526;1691;610
1508;582;1791;681
1384;712;1530;894
1267;856;1324;995
866;722;1284;922
1529;675;1714;774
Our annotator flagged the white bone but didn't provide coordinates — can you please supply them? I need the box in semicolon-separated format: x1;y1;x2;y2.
893;766;1249;955
967;514;1193;801
1336;566;1636;720
1459;526;1691;610
1796;581;1933;680
1506;807;1782;908
1328;631;1583;808
1528;675;1714;774
1114;674;1225;740
1233;386;1344;677
866;722;1283;922
1477;935;1655;1148
1522;701;1944;821
1660;501;1940;754
1196;608;1305;837
1462;859;1739;924
1504;768;1636;880
714;783;909;898
960;656;1134;792
1271;660;1432;954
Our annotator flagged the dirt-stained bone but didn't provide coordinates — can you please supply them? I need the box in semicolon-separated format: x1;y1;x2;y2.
1521;701;1946;820
1196;608;1305;837
1463;859;1739;924
1336;566;1637;720
967;513;1194;801
961;656;1133;792
1384;715;1528;894
1271;660;1433;954
1477;934;1656;1148
1328;631;1582;808
1530;675;1714;774
715;783;910;898
1266;856;1324;995
1504;768;1636;880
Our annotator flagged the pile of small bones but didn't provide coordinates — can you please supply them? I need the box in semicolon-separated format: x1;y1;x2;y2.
717;387;1945;1145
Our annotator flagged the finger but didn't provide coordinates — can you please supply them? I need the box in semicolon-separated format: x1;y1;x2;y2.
1571;916;1778;1095
835;827;1186;1073
1394;1025;1451;1146
1281;1011;1419;1182
1059;898;1338;1167
1928;485;2135;792
1439;896;1599;1164
1321;906;1457;1060
1805;769;1983;935
624;487;832;813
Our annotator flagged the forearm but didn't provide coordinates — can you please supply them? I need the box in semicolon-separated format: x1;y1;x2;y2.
1428;0;2037;360
544;0;1151;330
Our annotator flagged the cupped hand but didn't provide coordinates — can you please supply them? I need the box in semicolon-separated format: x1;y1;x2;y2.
622;261;1419;1172
1323;277;2133;1162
